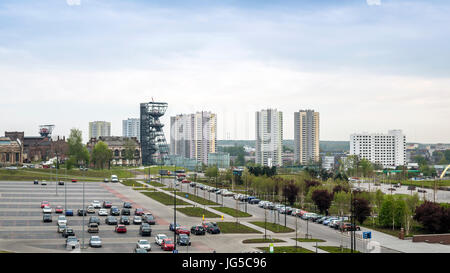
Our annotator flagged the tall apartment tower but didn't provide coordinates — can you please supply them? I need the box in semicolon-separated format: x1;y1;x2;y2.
350;129;406;168
255;109;283;167
294;110;320;165
170;111;217;165
122;118;140;140
89;121;111;139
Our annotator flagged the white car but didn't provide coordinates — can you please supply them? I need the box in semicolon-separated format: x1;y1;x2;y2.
136;239;151;251
86;205;95;213
91;201;101;209
98;209;108;216
133;216;142;224
155;234;168;246
57;215;67;225
42;206;52;213
57;223;67;233
41;180;47;186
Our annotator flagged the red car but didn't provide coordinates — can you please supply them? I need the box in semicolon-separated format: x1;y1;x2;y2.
134;208;144;216
176;227;190;236
72;179;77;183
115;224;127;233
181;179;191;184
55;206;63;213
103;201;112;208
41;201;50;208
161;238;175;251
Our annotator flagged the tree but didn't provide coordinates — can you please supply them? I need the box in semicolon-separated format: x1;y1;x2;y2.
123;138;137;166
305;180;321;193
414;201;449;233
67;128;90;167
333;191;351;216
311;189;333;215
91;141;112;169
358;159;374;178
404;194;420;235
282;180;299;206
205;166;218;181
353;197;371;224
378;195;406;229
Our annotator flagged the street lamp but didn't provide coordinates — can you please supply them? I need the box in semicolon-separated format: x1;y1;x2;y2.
173;164;177;252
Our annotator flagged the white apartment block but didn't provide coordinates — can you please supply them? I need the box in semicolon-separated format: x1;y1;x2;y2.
255;109;283;167
294;110;320;164
170;111;217;165
89;121;111;139
122;118;140;141
350;130;406;168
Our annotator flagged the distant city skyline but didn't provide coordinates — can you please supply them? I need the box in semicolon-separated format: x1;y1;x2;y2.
1;0;449;143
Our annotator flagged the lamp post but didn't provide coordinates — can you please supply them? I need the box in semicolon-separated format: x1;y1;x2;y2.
82;166;86;250
173;164;177;252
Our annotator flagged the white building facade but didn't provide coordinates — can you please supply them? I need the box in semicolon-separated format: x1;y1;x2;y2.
89;121;111;139
350;130;406;168
170;111;217;165
294;110;320;165
255;109;283;167
122;118;140;140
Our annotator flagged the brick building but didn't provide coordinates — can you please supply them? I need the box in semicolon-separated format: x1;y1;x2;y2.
0;137;23;167
87;136;141;166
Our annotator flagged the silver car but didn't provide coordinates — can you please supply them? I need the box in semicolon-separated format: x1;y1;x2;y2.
66;236;80;250
133;216;142;225
89;236;102;248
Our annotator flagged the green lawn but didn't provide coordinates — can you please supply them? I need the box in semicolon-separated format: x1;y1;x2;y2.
0;169;103;182
176;207;220;218
318;246;360;253
120;180;141;187
147;181;165;187
242;238;285;244
133;187;149;191
140;191;190;206
249;222;295;233
211;206;252;217
217;222;262;234
292;238;326;243
257;246;314;253
175;192;219;205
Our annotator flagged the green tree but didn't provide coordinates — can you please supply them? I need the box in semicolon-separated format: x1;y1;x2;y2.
205;166;218;181
123;138;137;166
333;191;350;216
358;159;374;178
67;128;90;167
91;141;112;169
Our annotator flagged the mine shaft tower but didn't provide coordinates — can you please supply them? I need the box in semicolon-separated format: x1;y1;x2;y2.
140;101;170;165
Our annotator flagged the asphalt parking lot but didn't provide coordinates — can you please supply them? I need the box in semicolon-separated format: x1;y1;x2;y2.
0;181;218;253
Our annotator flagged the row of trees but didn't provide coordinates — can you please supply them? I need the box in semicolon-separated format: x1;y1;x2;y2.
66;129;137;169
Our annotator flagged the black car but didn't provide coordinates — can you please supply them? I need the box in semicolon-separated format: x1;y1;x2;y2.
190;182;196;188
62;227;75;238
205;223;220;234
143;214;156;225
123;202;133;209
89;216;101;225
77;209;87;216
120;216;130;225
58;181;65;185
34;180;39;185
121;208;131;215
105;216;118;225
169;223;181;231
249;198;261;204
190;225;206;235
407;185;416;190
43;214;52;223
177;234;191;246
110;207;120;216
139;223;152;236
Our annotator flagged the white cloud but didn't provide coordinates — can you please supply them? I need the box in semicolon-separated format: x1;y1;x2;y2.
366;0;381;6
66;0;81;6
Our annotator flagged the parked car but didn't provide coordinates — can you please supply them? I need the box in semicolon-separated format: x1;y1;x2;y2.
249;198;261;204
34;180;39;185
105;216;118;225
55;206;64;214
66;236;80;250
103;201;112;208
58;180;65;185
110;206;120;216
71;179;77;183
104;178;109;182
169;223;181;231
65;209;74;216
77;209;87;216
134;248;148;253
41;180;47;185
323;217;339;226
339;222;361;232
89;235;102;247
98;209;108;216
41;201;50;208
91;200;101;209
204;222;220;234
139;223;152;236
88;223;99;233
121;208;131;215
89;216;101;225
86;206;95;214
175;226;190;236
123;202;133;209
120;216;130;225
57;223;67;233
42;206;52;214
132;216;142;225
143;213;156;225
155;234;168;245
407;185;417;190
136;239;151;251
161;238;175;251
177;234;191;246
62;227;75;238
115;224;127;233
191;225;206;235
43;214;52;222
57;215;67;225
418;189;427;193
134;208;144;216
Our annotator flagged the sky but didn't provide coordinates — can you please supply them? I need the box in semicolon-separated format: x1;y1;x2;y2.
0;0;449;143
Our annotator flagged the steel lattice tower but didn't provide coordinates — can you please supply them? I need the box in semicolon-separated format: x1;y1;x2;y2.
140;101;170;165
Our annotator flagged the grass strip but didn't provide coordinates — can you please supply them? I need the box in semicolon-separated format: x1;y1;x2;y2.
318;246;360;253
257;246;314;253
217;222;262;234
211;206;252;217
292;238;326;243
242;238;285;244
176;207;220;218
175;192;220;205
249;221;295;233
140;191;190;205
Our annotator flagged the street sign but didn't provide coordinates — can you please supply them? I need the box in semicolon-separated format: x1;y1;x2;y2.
269;243;274;253
363;231;372;239
185;194;188;198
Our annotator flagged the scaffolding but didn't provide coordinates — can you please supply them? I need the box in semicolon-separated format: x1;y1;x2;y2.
140;101;170;165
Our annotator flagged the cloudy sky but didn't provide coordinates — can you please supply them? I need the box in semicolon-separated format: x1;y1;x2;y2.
0;0;449;143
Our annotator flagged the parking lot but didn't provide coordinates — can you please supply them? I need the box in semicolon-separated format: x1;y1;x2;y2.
0;180;235;253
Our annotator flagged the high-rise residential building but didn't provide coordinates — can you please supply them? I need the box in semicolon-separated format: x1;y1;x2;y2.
255;109;283;167
294;110;320;165
122;118;140;140
89;121;111;139
170;111;217;165
350;129;406;168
